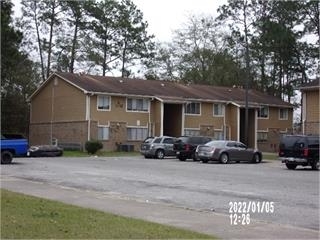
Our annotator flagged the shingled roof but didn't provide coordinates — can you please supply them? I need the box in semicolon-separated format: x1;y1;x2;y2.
31;72;293;108
299;78;319;91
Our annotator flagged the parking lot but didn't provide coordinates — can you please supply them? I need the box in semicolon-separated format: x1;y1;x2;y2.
1;155;319;237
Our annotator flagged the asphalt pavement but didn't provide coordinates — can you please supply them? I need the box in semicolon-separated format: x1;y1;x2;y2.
1;156;319;239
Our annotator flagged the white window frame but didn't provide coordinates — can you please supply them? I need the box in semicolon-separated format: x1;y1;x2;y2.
127;126;148;140
185;102;201;115
184;128;200;136
214;129;224;140
98;125;110;140
97;95;111;111
279;108;288;120
213;103;225;116
258;106;269;119
257;131;268;142
126;98;150;112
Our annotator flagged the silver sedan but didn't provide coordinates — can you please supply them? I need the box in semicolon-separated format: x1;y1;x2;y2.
196;140;262;164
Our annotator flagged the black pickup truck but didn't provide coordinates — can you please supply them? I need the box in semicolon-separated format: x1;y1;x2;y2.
279;135;319;170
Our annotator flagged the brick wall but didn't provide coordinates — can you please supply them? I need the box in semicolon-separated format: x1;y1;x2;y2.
304;122;320;135
257;128;293;153
29;121;88;149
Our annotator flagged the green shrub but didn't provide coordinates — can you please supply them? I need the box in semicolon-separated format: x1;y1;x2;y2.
85;140;103;154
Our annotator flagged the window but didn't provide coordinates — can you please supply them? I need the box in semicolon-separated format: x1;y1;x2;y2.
227;142;237;147
97;96;111;111
214;131;223;140
184;129;200;136
98;126;109;140
258;106;269;118
127;98;149;112
257;132;268;142
185;102;200;115
163;138;174;144
127;127;148;140
213;104;225;116
279;108;288;120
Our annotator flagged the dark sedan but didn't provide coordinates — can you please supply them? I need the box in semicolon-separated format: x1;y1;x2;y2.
196;140;262;164
27;145;63;157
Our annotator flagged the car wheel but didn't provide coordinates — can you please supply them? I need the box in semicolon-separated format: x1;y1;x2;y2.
311;160;319;170
286;163;297;170
1;151;13;164
156;149;165;159
251;153;261;163
201;159;208;163
219;153;229;164
178;156;186;161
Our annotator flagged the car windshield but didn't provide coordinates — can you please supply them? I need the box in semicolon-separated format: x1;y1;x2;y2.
205;141;226;148
177;137;189;142
143;137;154;143
153;137;162;143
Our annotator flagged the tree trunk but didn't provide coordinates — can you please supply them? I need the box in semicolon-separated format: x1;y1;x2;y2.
70;21;78;73
46;0;56;78
33;1;45;82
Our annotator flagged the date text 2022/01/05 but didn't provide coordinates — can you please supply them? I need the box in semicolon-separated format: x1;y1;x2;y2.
229;201;275;226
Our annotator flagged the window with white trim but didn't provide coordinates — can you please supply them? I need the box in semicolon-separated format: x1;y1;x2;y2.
98;126;109;140
185;102;200;115
127;127;148;140
258;106;269;118
127;98;149;112
97;96;111;110
257;131;268;142
213;104;225;116
184;129;200;136
214;130;223;140
279;108;288;120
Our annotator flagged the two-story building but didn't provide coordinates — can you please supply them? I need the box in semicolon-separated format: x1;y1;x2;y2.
29;72;293;152
300;78;319;135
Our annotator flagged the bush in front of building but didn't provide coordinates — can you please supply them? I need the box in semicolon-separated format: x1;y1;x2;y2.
85;140;103;154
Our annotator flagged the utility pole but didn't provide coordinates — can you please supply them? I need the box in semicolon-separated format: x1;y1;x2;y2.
243;1;250;147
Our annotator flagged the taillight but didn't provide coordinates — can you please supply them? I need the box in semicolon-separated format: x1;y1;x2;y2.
185;144;190;151
303;148;309;157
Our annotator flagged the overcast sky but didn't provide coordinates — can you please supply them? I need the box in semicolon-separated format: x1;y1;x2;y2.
131;0;227;41
12;0;227;42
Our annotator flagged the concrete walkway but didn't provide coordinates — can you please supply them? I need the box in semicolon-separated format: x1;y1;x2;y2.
1;175;319;239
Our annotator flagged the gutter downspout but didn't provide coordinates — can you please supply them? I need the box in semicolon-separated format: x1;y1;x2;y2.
254;109;258;149
86;94;91;141
160;102;164;136
237;107;240;142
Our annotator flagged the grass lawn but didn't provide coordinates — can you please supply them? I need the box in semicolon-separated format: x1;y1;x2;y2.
263;152;278;160
1;189;214;239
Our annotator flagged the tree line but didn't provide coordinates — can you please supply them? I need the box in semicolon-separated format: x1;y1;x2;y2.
1;0;319;135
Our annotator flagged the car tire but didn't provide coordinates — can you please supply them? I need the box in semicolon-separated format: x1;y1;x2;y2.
219;153;229;164
311;160;319;170
201;159;208;163
178;156;186;161
1;151;13;164
156;149;165;159
251;153;261;163
286;163;297;170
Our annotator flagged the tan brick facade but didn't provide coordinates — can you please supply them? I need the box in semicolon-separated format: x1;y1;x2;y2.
29;73;294;152
302;90;319;135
